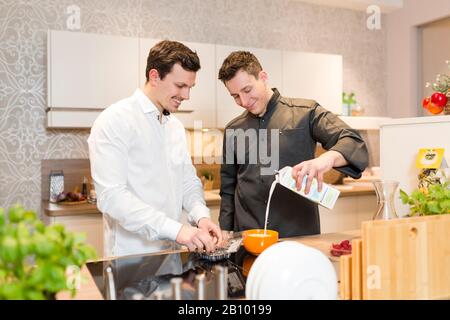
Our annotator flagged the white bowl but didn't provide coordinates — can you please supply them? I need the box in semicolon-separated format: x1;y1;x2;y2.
245;241;337;300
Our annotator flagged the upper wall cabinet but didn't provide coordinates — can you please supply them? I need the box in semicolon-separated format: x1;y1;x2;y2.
282;51;342;115
215;45;283;129
47;30;139;128
139;39;216;129
47;30;343;129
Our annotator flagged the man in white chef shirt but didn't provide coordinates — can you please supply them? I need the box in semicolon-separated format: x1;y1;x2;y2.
88;40;223;257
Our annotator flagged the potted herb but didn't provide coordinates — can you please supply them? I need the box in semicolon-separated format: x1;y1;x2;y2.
0;204;97;299
400;182;450;216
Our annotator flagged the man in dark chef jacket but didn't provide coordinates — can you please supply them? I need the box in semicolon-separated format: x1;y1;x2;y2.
217;51;369;238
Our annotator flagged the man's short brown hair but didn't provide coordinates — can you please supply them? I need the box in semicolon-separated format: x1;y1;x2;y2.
145;40;201;82
218;51;263;83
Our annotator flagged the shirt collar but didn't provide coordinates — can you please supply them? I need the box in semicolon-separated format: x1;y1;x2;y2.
251;88;281;121
265;88;281;117
133;88;170;124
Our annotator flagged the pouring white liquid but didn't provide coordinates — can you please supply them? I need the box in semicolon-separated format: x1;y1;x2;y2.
263;176;279;236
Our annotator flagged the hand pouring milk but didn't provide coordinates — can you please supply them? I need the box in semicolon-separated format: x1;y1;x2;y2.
263;166;341;235
276;166;340;210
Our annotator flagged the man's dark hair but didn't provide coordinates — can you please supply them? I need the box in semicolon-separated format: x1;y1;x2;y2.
218;51;263;83
145;40;201;82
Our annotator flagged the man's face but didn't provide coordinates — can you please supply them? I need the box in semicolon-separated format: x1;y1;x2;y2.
224;69;270;116
153;63;196;113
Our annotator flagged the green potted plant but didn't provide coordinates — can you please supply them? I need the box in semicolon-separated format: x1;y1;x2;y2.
400;182;450;216
0;204;97;299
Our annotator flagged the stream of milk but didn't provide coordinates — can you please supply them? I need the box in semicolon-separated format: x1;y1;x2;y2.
263;176;280;236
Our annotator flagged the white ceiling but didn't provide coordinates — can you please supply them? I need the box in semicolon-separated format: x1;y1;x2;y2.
292;0;403;13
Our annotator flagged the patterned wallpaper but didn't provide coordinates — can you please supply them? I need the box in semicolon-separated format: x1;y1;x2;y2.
0;0;386;214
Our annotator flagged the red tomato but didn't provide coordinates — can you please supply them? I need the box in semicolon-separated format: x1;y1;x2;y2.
430;92;447;107
422;97;430;109
426;101;444;115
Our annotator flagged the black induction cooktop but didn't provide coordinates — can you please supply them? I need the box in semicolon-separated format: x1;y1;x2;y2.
86;247;253;300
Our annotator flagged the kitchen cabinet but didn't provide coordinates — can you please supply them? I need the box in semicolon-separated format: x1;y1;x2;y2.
139;39;217;129
46;30;139;128
46;30;343;129
282;51;342;115
215;45;283;129
43;210;104;259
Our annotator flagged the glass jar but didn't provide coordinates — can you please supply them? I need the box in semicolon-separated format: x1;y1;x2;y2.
351;104;365;116
372;180;399;220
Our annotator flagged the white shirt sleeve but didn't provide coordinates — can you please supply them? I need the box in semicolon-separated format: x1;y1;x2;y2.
88;113;183;242
182;159;211;225
180;135;211;225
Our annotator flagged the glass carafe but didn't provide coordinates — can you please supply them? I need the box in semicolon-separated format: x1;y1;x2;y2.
372;180;399;220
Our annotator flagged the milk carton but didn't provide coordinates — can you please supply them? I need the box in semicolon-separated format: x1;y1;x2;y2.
276;166;340;210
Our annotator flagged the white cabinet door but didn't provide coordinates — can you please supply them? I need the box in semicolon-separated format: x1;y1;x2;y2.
215;45;282;129
139;39;216;129
138;38;161;88
282;51;342;115
47;214;104;259
48;30;139;110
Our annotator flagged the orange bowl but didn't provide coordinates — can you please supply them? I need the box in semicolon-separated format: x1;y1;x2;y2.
242;229;279;255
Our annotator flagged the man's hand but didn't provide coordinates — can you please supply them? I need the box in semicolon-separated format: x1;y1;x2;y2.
292;150;347;194
175;225;216;252
197;217;223;247
216;230;232;248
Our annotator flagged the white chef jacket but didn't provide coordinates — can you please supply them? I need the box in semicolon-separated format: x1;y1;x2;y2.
88;89;210;257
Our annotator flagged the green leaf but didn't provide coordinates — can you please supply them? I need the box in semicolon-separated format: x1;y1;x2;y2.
23;210;37;222
440;199;450;212
8;204;25;223
0;208;5;226
34;234;54;258
412;190;426;202
426;201;441;214
34;221;46;233
399;189;410;204
24;289;45;300
1;236;19;262
0;283;25;300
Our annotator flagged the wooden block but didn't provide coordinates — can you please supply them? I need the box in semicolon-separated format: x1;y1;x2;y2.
351;239;363;300
339;254;352;300
362;215;450;300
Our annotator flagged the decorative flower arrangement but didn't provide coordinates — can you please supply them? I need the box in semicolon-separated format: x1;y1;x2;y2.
422;60;450;115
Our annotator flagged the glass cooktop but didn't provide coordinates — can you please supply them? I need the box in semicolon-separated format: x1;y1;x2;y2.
86;247;254;300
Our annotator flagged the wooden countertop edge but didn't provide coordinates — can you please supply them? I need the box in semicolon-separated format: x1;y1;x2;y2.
65;229;360;300
42;201;101;217
338;189;375;197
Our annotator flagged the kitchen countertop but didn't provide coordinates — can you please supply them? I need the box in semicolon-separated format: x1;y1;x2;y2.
42;200;101;217
59;229;360;300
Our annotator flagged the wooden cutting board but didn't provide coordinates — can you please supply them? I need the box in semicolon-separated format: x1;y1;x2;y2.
362;214;450;300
